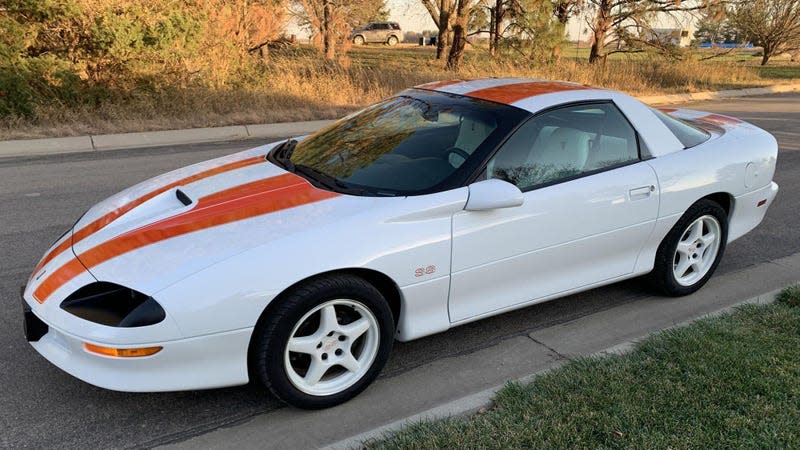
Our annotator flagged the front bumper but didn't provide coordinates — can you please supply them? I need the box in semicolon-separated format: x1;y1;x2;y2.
25;306;253;392
21;287;48;342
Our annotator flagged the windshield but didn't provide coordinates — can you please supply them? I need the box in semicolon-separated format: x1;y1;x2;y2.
272;89;529;196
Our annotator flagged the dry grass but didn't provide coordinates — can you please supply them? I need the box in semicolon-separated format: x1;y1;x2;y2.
1;45;796;140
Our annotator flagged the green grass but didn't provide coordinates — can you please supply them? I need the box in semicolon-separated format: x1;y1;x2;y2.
372;287;800;449
754;65;800;80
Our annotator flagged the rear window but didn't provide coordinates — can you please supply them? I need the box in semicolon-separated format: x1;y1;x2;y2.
651;108;710;148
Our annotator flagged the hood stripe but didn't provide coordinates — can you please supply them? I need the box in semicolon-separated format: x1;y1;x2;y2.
33;172;338;303
464;81;589;105
30;155;266;280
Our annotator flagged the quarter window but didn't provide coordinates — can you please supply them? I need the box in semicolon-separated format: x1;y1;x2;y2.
487;103;639;190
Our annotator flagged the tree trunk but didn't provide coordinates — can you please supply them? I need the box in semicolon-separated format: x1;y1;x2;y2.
488;6;496;54
322;0;335;60
588;0;611;64
446;21;467;70
435;1;451;60
760;44;771;65
490;0;502;55
588;28;606;63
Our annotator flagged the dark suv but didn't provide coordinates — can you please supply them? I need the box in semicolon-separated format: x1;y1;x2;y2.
351;22;401;46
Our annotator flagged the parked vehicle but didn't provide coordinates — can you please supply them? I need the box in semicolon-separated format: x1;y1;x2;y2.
351;21;401;46
23;78;779;409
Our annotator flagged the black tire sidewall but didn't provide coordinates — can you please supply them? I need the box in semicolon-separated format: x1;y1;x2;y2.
252;275;394;409
652;199;728;296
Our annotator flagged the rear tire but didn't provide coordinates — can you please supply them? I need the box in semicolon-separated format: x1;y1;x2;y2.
649;199;728;296
251;274;394;409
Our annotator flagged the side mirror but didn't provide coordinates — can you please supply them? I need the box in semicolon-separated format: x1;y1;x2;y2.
465;179;524;211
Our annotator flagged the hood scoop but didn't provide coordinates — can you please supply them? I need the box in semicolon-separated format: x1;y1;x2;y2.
176;188;193;206
97;186;196;237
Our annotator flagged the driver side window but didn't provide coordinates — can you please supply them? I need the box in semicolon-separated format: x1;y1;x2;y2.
487;102;639;191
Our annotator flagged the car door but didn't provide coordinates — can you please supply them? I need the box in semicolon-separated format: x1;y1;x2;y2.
363;23;378;42
449;101;659;322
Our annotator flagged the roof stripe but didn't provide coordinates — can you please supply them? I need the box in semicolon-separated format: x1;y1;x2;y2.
464;81;590;105
33;173;338;303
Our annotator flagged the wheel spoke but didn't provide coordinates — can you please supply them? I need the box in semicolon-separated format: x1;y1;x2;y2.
304;359;328;385
688;220;703;242
340;317;370;340
319;305;339;333
287;335;318;355
674;256;692;278
701;244;714;260
676;241;693;256
339;353;360;373
700;231;716;246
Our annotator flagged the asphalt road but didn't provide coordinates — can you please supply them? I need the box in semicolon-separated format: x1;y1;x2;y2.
1;94;798;449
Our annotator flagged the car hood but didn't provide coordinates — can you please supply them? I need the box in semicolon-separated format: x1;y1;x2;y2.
66;143;360;295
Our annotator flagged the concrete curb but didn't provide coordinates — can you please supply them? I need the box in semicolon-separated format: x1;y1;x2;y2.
324;285;793;450
1;83;798;159
638;82;800;105
0;119;335;158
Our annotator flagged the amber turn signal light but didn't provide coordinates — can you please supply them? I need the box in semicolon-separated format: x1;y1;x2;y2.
83;342;162;358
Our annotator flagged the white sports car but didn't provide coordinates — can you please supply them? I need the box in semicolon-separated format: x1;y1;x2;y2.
22;78;778;408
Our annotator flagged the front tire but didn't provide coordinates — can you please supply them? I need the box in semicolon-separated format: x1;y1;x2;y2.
387;36;398;46
649;199;728;296
353;35;365;45
251;274;394;409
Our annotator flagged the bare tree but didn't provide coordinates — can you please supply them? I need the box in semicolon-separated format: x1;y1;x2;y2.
728;0;800;65
293;0;387;61
553;0;582;24
446;0;484;69
420;0;456;59
584;0;714;63
486;0;525;54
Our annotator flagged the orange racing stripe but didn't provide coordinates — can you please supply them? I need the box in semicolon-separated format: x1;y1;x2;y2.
30;155;266;279
33;172;338;303
465;81;590;105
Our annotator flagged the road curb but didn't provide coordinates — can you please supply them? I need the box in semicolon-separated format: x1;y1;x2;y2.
637;82;800;105
1;83;798;159
324;285;794;450
0;119;336;159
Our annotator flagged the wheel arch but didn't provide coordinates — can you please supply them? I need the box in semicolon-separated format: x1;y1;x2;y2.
246;267;402;379
701;191;733;219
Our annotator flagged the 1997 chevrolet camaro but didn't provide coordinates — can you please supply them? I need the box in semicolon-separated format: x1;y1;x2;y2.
22;78;778;408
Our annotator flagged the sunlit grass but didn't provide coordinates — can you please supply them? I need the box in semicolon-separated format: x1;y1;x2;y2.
1;45;797;140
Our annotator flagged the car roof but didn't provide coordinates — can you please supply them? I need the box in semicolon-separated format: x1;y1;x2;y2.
415;78;608;108
413;78;686;158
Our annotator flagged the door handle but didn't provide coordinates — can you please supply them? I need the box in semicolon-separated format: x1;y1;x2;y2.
629;185;655;200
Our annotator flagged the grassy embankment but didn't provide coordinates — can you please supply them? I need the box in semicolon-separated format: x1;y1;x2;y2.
371;286;800;449
2;45;799;140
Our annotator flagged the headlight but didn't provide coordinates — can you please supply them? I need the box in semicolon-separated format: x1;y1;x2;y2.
60;282;166;327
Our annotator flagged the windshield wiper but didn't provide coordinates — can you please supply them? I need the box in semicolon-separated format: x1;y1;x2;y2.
293;164;390;196
293;164;340;190
272;138;297;171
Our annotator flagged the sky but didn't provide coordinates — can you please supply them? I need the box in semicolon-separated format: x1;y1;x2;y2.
387;0;437;32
